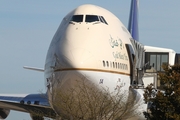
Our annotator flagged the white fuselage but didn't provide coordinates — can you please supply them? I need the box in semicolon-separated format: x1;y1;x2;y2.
44;4;137;116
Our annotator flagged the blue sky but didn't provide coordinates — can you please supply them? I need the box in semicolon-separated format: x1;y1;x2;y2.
1;0;180;119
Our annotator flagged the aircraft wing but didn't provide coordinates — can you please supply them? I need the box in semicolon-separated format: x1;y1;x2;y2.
0;93;56;119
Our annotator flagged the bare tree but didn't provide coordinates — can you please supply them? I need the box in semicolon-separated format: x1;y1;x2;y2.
50;80;142;120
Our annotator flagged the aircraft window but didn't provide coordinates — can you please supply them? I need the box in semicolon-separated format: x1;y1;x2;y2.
71;15;83;22
106;61;109;67
126;64;128;70
103;61;105;67
100;16;108;25
115;62;117;68
85;15;99;22
113;62;115;68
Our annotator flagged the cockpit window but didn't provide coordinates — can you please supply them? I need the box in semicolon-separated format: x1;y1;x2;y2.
71;15;83;22
100;16;108;25
99;16;104;23
70;14;108;25
85;15;99;22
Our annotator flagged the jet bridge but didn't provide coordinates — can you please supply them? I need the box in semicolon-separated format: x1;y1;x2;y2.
143;46;176;89
130;39;145;88
127;40;178;89
126;39;145;88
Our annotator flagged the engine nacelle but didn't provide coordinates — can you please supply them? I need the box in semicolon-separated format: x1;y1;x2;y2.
0;108;10;119
30;113;43;120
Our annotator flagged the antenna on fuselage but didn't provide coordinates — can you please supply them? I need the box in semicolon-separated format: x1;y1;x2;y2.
128;0;139;41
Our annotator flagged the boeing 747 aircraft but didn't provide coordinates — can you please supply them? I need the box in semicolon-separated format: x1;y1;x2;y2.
0;0;148;119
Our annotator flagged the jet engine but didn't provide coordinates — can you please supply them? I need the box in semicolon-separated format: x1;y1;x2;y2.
0;108;10;119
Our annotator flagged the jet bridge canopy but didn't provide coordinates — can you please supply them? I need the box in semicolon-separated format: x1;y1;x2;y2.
143;46;176;89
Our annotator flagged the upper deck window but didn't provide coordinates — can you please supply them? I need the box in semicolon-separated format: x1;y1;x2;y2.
71;15;83;22
85;15;99;22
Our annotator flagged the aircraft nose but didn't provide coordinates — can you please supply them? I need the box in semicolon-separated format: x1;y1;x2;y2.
58;46;94;69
